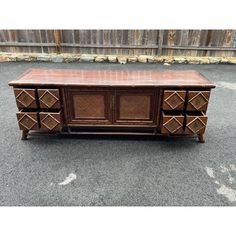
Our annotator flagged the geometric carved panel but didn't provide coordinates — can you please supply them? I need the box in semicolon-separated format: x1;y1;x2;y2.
39;111;62;131
66;89;112;125
185;113;208;134
38;89;60;109
73;94;106;119
163;90;186;110
119;94;151;120
16;111;39;130
14;88;37;109
187;91;210;111
161;111;184;134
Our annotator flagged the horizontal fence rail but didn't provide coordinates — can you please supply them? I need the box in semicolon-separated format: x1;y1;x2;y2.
0;30;236;57
1;42;236;51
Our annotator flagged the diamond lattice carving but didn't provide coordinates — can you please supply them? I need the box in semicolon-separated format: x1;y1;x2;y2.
165;92;184;110
18;114;37;130
187;117;206;133
39;90;59;108
16;90;35;108
163;117;182;134
74;95;105;118
41;114;60;130
189;92;208;110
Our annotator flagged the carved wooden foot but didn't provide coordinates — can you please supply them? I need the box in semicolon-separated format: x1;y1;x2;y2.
198;134;205;143
21;130;29;140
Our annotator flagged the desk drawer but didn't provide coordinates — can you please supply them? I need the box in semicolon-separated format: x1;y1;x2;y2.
39;111;62;131
161;111;184;134
38;89;61;109
187;91;210;111
162;90;186;111
185;111;208;134
14;88;37;109
16;110;39;130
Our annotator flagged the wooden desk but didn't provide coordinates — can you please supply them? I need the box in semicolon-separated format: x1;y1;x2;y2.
9;69;215;142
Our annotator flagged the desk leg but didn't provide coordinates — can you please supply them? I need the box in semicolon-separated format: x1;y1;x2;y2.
198;134;205;143
21;130;29;140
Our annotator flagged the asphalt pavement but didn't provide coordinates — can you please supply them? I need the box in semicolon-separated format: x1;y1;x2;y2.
0;62;236;206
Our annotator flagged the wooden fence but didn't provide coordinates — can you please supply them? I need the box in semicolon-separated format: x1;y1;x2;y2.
0;30;236;57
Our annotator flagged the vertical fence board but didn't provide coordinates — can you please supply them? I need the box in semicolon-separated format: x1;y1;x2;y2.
173;30;181;56
7;30;18;53
134;30;140;55
231;30;236;57
15;31;29;53
73;30;80;54
206;30;221;56
103;30;109;55
39;30;45;53
197;30;208;56
187;30;201;56
179;30;189;56
151;30;159;55
167;30;176;56
90;30;97;54
220;30;233;57
0;30;9;52
158;30;164;56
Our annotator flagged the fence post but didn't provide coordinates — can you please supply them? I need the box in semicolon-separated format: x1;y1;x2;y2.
53;30;61;54
158;30;164;56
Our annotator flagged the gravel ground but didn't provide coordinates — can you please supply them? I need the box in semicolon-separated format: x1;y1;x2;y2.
0;62;236;206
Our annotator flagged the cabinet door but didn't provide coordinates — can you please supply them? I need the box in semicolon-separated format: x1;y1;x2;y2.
65;88;112;125
114;89;158;125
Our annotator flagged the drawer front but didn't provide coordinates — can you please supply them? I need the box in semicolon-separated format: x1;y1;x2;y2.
161;111;184;134
14;88;37;109
38;89;61;109
16;111;39;130
39;111;62;131
162;90;186;111
187;91;210;111
185;112;208;134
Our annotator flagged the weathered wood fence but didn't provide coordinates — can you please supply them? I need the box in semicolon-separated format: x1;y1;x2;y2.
0;30;236;57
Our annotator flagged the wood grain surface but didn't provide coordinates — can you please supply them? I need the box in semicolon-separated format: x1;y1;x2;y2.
9;69;215;88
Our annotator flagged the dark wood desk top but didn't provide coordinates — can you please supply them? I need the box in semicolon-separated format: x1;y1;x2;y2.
9;69;215;88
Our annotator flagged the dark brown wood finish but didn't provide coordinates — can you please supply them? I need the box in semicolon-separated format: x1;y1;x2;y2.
114;89;157;125
161;111;184;134
185;112;208;135
9;69;215;88
38;89;61;109
9;69;215;142
16;110;39;130
39;111;62;131
162;90;186;110
14;88;37;109
64;88;112;125
186;91;210;111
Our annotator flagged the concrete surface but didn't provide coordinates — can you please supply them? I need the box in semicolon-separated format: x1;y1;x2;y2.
0;62;236;206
